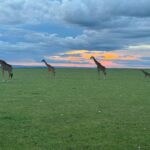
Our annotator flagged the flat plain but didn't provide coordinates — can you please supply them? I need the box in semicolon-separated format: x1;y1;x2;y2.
0;68;150;150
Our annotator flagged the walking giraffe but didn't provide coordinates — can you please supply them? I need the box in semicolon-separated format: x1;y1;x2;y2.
0;60;13;80
141;70;150;78
90;56;106;79
41;59;55;77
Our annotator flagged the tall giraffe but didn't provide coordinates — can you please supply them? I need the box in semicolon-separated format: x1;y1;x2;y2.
90;56;106;79
0;60;13;80
41;59;55;76
141;70;150;78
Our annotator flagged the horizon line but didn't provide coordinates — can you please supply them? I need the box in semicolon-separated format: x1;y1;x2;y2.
12;65;150;69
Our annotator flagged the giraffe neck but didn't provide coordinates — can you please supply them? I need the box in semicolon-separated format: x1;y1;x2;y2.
92;57;99;66
143;70;150;75
43;61;49;67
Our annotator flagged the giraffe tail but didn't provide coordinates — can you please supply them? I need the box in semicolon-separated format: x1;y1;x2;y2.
10;73;13;78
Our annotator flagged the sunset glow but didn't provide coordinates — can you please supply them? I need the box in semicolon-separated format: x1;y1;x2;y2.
42;48;144;68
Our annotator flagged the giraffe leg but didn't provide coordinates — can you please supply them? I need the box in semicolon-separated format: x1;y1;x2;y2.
48;69;55;78
48;71;51;79
2;69;5;81
8;71;11;79
53;71;55;78
97;68;101;80
49;70;54;79
103;70;106;79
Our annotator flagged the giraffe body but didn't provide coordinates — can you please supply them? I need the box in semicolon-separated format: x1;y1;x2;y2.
41;59;55;76
90;56;106;78
0;60;13;79
141;70;150;78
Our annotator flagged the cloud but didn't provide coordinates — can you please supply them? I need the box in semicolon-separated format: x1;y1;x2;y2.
0;0;61;24
65;50;88;55
1;0;150;27
61;0;150;29
42;43;150;68
0;0;150;68
1;1;150;51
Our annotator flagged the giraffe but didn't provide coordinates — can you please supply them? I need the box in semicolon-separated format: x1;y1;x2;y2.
0;60;13;80
41;59;55;77
141;70;150;78
90;56;106;79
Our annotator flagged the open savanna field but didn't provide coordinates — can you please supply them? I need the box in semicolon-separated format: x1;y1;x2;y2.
0;68;150;150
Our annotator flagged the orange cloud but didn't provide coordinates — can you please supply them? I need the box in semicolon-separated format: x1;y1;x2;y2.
102;53;138;60
103;53;119;59
65;50;88;55
81;52;102;59
67;56;82;62
101;60;122;68
45;49;140;68
47;55;82;62
121;56;137;60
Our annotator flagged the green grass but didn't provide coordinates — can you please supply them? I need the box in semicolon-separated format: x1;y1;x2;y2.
0;68;150;150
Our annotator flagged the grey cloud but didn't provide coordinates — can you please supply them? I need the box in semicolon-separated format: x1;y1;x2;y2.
0;0;61;24
1;0;150;51
0;0;149;68
1;0;150;55
1;26;150;54
62;0;150;28
1;0;150;27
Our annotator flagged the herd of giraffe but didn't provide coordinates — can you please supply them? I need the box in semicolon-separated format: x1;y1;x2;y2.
0;56;150;80
0;59;55;80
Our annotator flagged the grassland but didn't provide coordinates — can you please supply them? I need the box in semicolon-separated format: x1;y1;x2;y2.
0;68;150;150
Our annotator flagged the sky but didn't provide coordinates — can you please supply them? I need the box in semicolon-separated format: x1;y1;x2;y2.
0;0;150;68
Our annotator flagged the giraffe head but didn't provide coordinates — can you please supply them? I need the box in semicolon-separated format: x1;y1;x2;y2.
90;56;94;59
41;59;45;62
